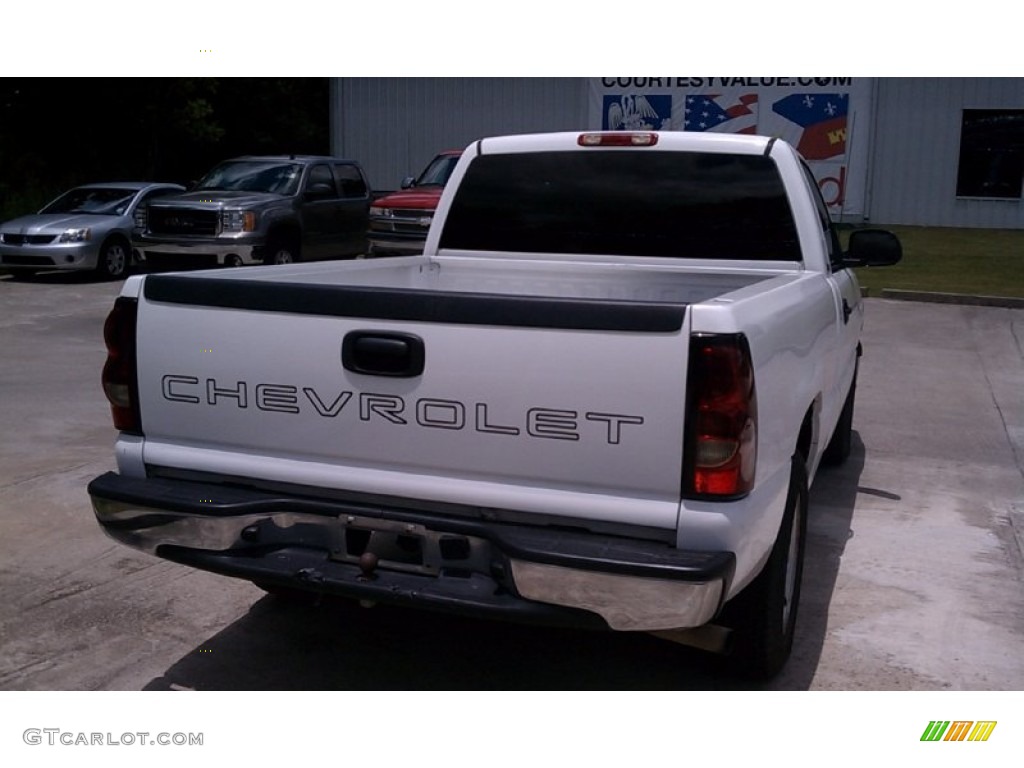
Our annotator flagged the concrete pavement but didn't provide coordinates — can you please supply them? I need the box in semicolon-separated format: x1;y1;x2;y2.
0;271;1022;689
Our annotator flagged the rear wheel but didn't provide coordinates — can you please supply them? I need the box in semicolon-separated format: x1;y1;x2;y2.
721;454;808;679
253;580;321;605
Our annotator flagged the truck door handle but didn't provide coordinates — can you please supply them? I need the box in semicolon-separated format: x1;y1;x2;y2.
842;299;853;324
342;331;425;377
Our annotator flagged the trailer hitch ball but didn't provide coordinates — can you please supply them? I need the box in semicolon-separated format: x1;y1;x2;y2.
358;551;379;579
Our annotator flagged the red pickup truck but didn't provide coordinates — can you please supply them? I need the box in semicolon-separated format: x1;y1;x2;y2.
367;150;461;256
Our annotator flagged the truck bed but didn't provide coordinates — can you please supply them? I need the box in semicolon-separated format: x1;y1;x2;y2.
147;254;783;305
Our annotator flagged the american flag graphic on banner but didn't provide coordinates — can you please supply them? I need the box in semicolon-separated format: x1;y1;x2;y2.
683;93;758;133
771;93;849;160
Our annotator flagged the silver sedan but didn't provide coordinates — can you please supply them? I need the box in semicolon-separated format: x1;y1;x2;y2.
0;182;184;279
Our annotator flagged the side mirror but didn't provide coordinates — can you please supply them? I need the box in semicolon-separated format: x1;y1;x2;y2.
843;229;902;268
400;176;416;189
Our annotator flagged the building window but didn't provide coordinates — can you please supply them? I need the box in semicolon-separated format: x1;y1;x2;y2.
956;109;1024;199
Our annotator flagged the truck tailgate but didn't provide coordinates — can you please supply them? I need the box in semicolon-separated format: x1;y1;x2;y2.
133;271;693;530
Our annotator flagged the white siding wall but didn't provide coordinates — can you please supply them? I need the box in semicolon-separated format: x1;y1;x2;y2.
331;78;588;191
331;77;1024;229
869;78;1024;228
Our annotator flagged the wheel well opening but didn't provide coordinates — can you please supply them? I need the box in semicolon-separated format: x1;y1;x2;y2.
796;403;817;464
103;233;131;251
268;225;300;248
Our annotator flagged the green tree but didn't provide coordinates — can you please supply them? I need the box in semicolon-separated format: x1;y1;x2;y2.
0;78;329;220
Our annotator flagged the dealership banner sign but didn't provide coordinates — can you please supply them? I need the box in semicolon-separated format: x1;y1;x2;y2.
590;78;871;217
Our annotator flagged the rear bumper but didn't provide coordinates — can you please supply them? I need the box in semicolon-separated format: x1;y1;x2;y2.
88;472;733;632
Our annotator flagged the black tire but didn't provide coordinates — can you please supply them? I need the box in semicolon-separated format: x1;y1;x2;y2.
822;369;857;466
223;254;244;268
263;238;300;265
96;237;130;279
721;454;808;679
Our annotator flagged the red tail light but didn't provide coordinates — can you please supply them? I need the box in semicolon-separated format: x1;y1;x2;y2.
102;297;142;434
683;334;757;499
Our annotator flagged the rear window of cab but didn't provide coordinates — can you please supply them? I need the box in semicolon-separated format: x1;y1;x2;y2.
439;150;801;261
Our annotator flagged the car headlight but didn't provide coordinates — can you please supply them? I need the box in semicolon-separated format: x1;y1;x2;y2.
221;210;256;233
58;228;91;243
369;206;390;218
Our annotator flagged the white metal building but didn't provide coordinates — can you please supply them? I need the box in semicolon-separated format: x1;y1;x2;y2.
330;77;1024;230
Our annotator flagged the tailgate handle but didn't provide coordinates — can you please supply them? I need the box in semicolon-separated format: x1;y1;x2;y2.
342;331;425;377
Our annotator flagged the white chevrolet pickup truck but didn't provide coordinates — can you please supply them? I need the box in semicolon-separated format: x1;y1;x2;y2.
89;131;900;678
